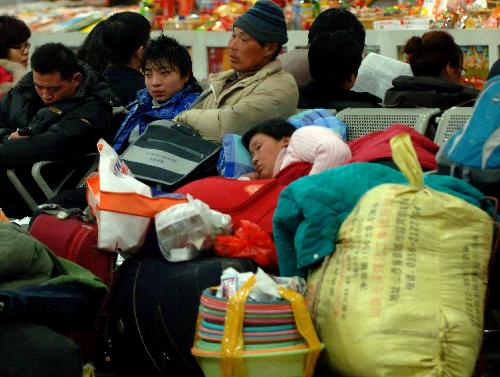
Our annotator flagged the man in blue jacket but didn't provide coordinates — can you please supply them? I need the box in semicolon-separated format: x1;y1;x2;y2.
0;43;115;217
111;34;200;154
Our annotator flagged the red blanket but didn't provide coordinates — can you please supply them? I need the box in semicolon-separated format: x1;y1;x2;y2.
347;124;439;170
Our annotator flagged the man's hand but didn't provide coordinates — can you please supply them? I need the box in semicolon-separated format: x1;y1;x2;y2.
8;131;30;140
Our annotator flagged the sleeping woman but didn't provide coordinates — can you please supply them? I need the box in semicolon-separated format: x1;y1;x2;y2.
240;118;352;179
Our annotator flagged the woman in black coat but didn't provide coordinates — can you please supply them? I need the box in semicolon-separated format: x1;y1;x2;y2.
384;30;478;111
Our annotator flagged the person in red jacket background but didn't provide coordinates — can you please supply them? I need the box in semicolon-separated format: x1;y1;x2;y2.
0;15;31;99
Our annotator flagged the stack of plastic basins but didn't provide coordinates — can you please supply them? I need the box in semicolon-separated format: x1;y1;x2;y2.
192;287;318;377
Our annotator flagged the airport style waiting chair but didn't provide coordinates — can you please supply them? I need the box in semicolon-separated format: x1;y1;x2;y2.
336;107;441;141
6;107;125;212
433;107;474;147
7;153;98;211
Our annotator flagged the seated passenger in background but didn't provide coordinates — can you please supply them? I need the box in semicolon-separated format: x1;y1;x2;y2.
0;15;31;99
99;12;151;107
112;35;201;154
298;30;381;111
384;30;479;110
0;43;115;217
76;21;109;74
278;8;366;87
241;118;351;179
175;0;298;143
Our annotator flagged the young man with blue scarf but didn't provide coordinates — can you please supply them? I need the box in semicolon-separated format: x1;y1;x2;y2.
112;35;201;154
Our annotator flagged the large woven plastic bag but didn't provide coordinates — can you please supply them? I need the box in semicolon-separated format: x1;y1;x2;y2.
307;134;493;377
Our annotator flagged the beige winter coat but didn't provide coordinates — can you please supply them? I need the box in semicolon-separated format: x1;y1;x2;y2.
175;59;298;142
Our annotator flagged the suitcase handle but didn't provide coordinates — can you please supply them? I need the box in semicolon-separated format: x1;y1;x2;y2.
35;203;94;223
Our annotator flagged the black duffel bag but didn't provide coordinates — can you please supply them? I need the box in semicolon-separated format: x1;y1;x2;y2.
106;256;256;377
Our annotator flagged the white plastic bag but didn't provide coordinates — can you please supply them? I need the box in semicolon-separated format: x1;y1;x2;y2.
155;196;232;262
86;139;186;253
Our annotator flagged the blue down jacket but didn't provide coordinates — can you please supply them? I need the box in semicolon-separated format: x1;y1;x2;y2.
112;83;200;153
273;162;489;277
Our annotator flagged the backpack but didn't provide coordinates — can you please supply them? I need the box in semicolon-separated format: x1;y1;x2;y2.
437;76;500;198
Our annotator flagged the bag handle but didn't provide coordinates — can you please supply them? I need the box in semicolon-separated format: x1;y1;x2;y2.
390;133;424;189
220;275;256;377
34;203;93;222
220;275;321;377
148;119;205;138
278;287;322;377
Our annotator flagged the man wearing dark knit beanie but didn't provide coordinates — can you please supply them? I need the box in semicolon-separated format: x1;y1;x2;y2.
176;0;298;142
233;0;288;46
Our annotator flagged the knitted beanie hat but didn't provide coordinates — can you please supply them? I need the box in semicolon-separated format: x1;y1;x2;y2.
234;0;288;45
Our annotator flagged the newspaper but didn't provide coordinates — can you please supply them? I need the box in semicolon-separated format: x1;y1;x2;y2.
352;52;413;101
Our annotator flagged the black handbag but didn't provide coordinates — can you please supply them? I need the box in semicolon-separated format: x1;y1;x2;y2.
121;120;221;191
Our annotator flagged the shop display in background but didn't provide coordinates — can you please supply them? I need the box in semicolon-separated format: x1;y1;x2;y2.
140;0;194;29
352;0;498;29
0;2;138;32
428;0;499;28
159;0;498;31
1;0;497;31
162;1;246;30
461;44;490;88
289;0;320;30
207;47;231;74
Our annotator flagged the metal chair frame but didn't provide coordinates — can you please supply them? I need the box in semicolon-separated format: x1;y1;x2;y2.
294;109;337;115
433;107;474;147
336;107;441;141
6;153;98;211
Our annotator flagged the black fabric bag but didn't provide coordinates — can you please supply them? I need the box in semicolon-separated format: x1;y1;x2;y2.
437;156;500;200
107;256;256;377
121;120;221;191
0;283;104;332
0;320;83;377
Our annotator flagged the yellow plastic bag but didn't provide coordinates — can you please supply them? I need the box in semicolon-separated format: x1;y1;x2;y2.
82;363;95;377
309;134;493;377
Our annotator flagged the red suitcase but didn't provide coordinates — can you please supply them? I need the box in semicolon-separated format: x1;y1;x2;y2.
30;213;115;287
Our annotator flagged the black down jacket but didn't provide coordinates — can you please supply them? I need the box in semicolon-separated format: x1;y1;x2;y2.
0;62;116;168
